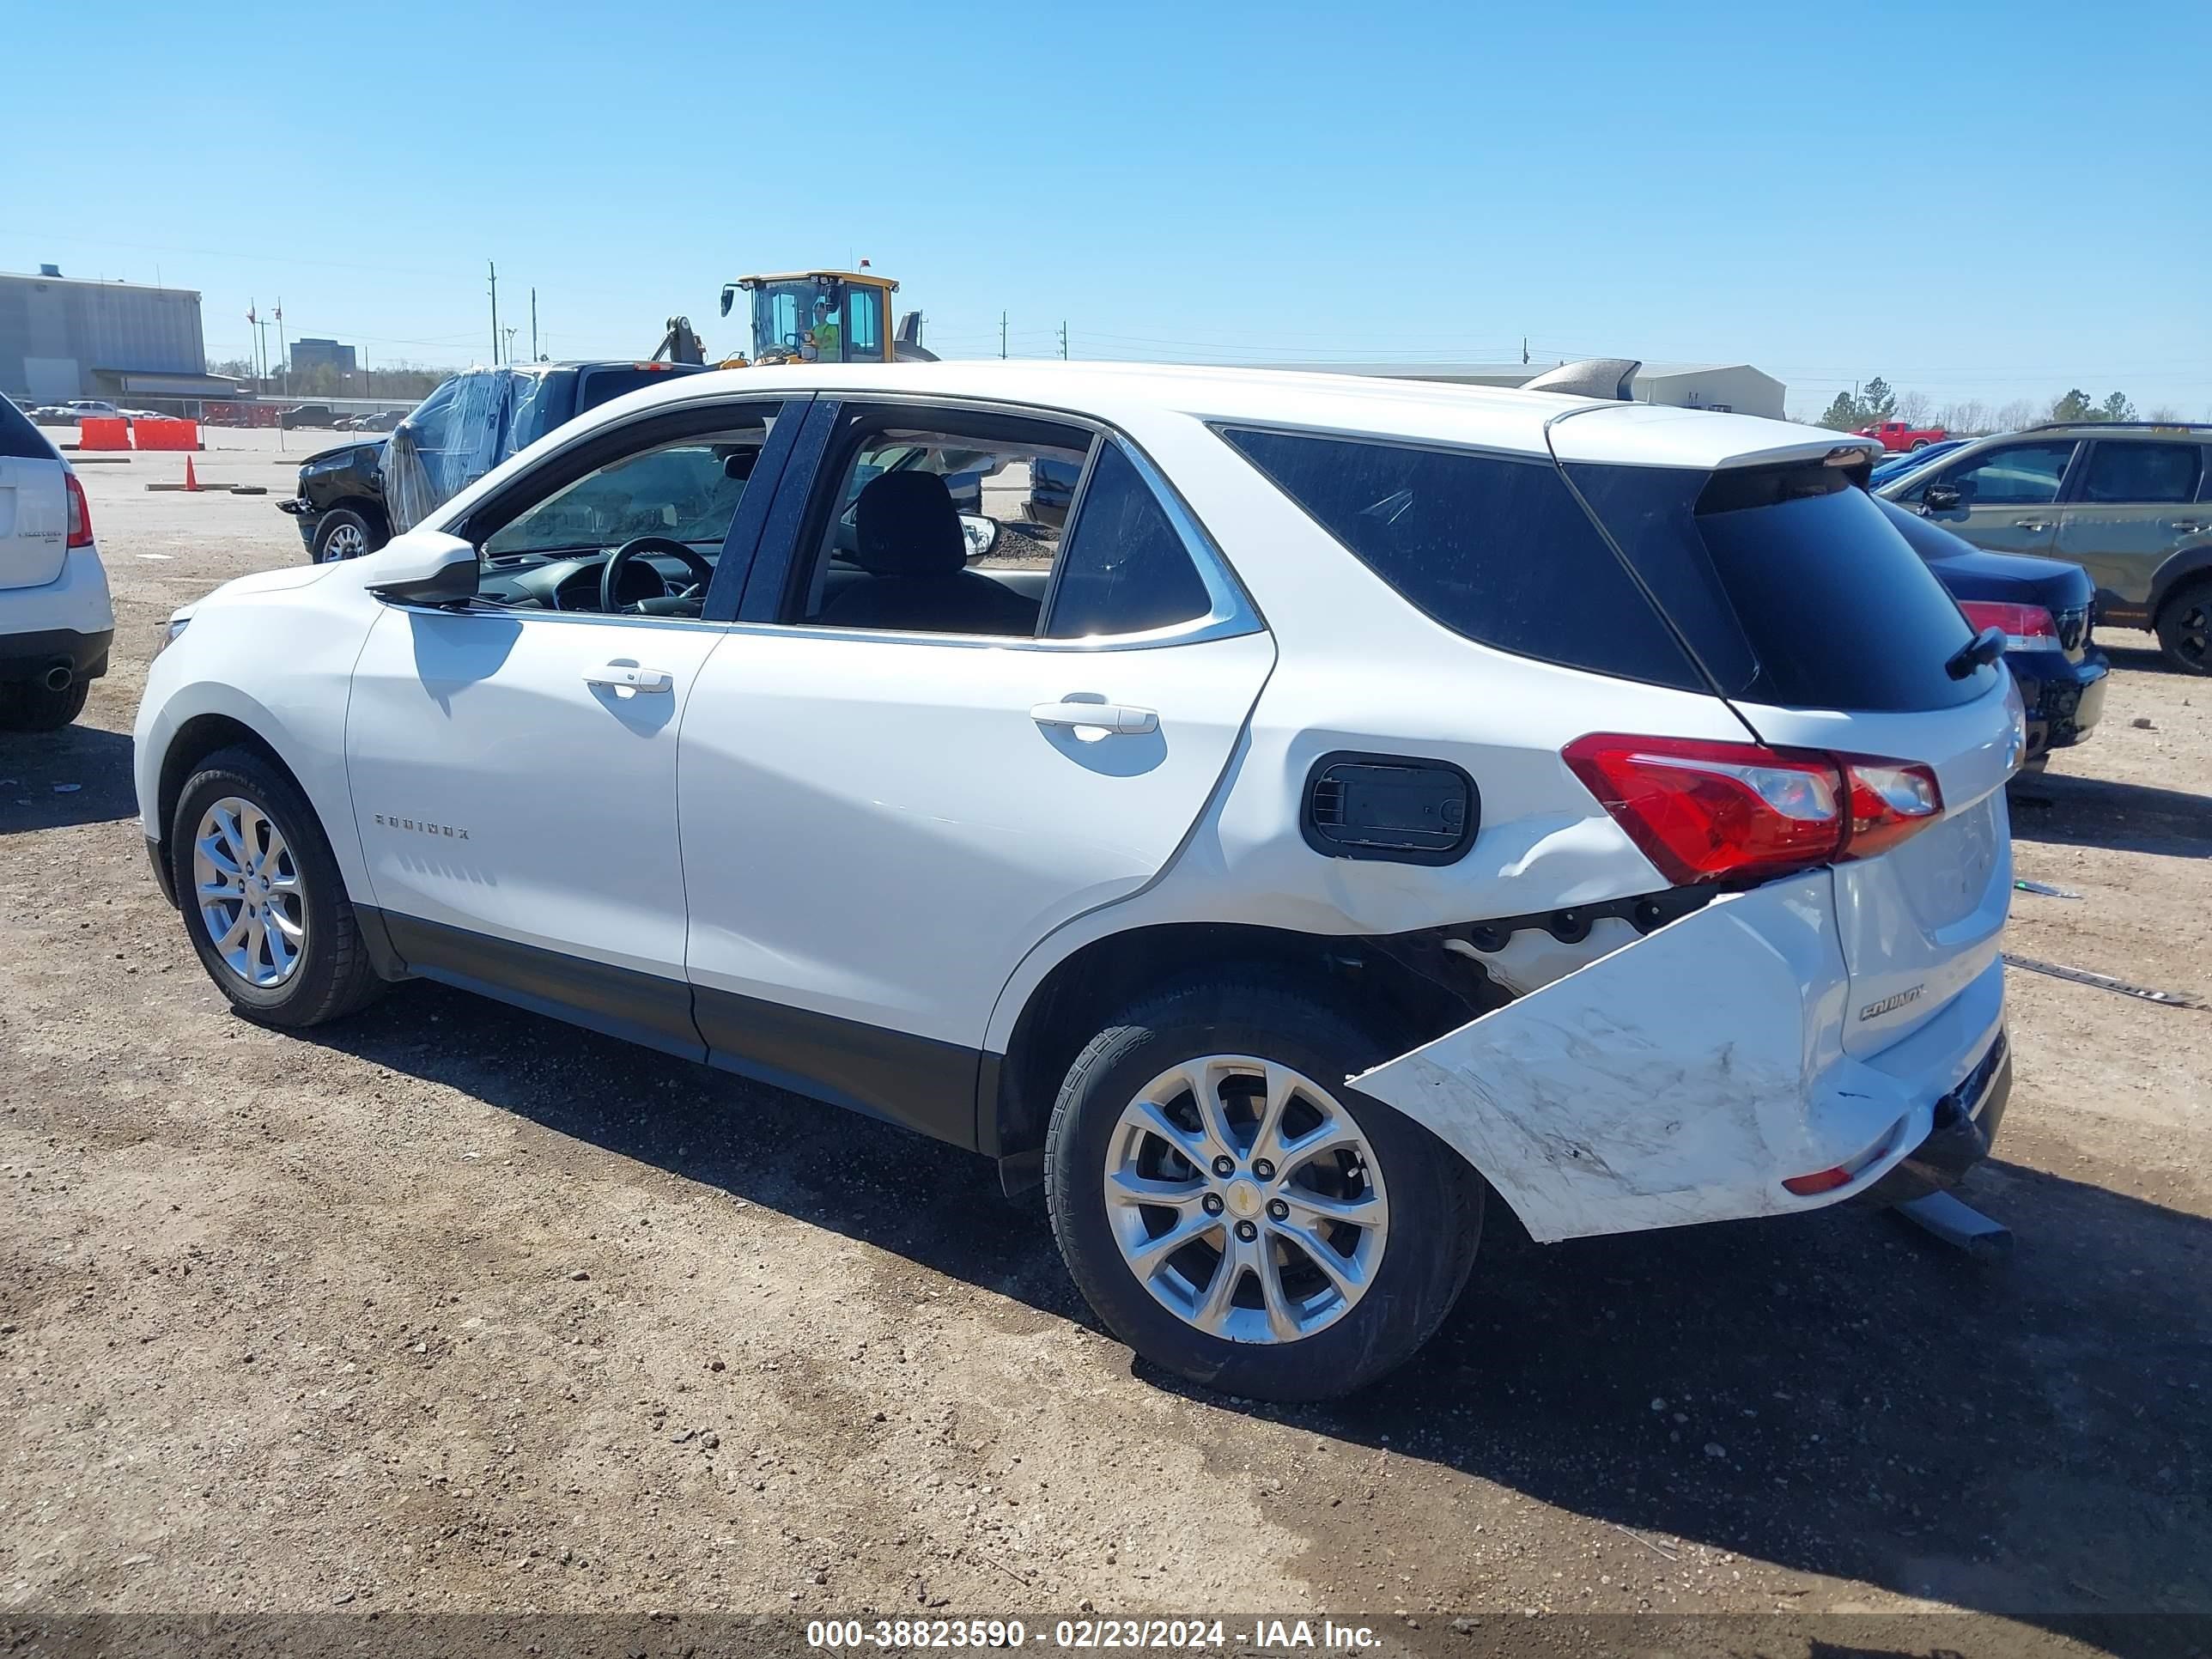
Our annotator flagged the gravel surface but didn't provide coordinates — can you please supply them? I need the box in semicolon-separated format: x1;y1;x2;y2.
2;432;2205;1655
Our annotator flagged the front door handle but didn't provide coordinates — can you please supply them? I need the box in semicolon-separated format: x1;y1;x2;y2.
1031;700;1158;735
2013;519;2051;532
2171;520;2207;535
585;663;673;694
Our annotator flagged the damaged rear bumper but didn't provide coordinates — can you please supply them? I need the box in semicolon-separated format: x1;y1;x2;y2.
1352;871;2008;1243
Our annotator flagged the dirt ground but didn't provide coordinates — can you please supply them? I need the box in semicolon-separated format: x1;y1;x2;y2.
2;432;2206;1657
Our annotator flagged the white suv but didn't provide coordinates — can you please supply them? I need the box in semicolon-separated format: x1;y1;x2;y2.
135;362;2023;1400
2;394;113;730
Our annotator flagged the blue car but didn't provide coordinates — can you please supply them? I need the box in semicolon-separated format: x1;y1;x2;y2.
1869;438;1968;488
1875;495;2107;770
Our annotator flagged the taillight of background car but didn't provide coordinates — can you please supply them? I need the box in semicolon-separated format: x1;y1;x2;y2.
64;471;93;549
1956;600;2057;653
1562;733;1944;886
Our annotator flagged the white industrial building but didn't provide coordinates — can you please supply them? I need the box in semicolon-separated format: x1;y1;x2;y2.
1271;359;1787;420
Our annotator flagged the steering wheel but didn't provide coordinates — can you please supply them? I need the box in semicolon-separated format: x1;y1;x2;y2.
599;536;716;615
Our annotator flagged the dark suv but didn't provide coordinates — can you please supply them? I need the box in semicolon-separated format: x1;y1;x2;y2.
278;361;712;562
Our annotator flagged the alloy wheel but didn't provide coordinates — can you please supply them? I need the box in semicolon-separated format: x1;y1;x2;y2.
1103;1056;1389;1344
320;521;367;562
191;796;307;988
2173;599;2210;668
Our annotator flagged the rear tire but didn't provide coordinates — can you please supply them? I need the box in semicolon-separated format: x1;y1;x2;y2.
170;746;386;1027
2154;579;2212;675
0;678;89;732
1044;975;1481;1402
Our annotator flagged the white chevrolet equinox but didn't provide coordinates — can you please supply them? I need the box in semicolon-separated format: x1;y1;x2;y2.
136;362;2024;1400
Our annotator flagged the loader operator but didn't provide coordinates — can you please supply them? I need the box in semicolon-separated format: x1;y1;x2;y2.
811;297;842;362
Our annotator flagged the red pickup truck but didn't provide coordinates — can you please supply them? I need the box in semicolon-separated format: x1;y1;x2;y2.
1856;419;1948;453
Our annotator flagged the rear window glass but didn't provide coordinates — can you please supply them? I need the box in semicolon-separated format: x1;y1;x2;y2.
1;394;58;460
1565;462;1992;712
1219;427;1701;690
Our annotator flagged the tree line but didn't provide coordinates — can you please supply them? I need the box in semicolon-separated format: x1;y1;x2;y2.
1803;375;2188;435
204;357;453;403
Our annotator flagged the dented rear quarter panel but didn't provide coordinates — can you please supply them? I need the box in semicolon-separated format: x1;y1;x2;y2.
1351;872;2002;1243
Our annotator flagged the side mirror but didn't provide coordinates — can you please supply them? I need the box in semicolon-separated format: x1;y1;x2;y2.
960;514;1002;560
361;530;477;605
1921;483;1964;514
719;284;737;319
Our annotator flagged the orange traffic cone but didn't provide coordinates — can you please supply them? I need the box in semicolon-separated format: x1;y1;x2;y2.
183;455;200;492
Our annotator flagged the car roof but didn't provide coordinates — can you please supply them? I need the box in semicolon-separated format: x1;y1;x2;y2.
581;359;1872;471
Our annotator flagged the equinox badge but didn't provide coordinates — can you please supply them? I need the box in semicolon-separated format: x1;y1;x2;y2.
1859;985;1925;1021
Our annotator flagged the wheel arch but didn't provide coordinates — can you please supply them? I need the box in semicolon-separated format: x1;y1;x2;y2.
154;714;316;890
984;919;1491;1170
2148;544;2212;618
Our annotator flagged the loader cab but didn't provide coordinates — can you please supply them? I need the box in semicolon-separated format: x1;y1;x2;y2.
720;270;895;365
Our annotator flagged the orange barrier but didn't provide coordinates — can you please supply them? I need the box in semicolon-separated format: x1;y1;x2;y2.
135;418;201;452
78;417;131;451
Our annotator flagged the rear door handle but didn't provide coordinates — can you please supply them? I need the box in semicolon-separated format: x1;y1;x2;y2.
2171;520;2207;535
2013;519;2051;532
585;663;673;694
1031;700;1158;735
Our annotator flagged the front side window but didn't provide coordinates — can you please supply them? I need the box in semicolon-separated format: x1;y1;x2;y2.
2078;441;2202;505
483;424;769;560
1941;442;2077;506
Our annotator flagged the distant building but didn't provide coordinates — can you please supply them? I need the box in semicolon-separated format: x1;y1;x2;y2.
1270;359;1788;421
0;266;233;407
291;337;357;375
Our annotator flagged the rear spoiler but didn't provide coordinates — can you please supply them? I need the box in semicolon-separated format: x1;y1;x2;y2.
1523;357;1640;400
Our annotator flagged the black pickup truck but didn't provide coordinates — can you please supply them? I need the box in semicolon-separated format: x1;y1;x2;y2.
278;360;711;562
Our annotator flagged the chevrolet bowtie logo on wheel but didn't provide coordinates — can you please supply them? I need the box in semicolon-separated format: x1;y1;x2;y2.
374;814;469;841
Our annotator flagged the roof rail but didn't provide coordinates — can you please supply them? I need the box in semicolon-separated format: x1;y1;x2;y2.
2022;419;2212;434
1522;358;1641;401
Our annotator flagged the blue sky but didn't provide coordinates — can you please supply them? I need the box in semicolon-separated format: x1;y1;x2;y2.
9;0;2209;417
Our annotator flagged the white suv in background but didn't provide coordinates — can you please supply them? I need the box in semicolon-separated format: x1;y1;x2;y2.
2;394;113;731
135;362;2023;1400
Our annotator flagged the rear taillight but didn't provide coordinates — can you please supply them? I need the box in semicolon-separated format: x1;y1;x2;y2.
1563;733;1945;886
1956;600;2056;653
1840;756;1944;860
64;470;93;549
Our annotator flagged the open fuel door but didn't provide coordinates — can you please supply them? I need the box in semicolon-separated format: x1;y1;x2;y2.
1352;872;1963;1243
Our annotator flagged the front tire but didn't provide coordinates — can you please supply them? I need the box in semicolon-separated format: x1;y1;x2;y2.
0;678;89;732
2154;579;2212;675
312;507;380;563
1044;976;1482;1402
170;747;386;1026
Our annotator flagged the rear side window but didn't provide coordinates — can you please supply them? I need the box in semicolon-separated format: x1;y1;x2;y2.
2079;441;2201;505
1;394;58;459
1219;427;1702;690
1044;443;1214;638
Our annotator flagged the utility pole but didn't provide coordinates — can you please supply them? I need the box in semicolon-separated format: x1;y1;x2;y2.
489;260;501;366
503;326;520;367
1000;311;1007;360
530;288;538;362
276;299;288;398
1058;321;1068;361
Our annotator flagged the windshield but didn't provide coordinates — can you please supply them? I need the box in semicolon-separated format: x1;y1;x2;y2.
750;279;841;360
